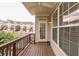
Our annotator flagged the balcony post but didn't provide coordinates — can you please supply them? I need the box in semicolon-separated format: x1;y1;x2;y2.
33;34;35;44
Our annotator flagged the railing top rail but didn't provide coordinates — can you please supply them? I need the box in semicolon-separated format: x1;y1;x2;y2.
0;33;35;48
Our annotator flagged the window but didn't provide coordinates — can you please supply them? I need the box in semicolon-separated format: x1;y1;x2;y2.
59;11;69;25
59;16;63;25
63;40;70;55
69;2;77;8
69;3;79;24
52;2;79;56
59;4;63;15
53;10;58;26
53;28;57;43
40;23;46;39
59;27;70;55
63;11;69;25
59;3;69;25
59;28;64;48
70;26;79;44
62;2;69;12
53;18;57;26
63;27;69;41
70;41;78;56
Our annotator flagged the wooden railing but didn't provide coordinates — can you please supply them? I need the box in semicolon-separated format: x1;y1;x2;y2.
0;33;35;56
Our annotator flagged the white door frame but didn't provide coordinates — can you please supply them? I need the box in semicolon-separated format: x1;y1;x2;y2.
38;20;47;42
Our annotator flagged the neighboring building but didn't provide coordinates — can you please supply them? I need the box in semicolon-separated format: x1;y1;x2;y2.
0;20;35;32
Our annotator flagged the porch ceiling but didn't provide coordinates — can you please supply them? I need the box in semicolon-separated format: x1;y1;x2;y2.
22;2;59;16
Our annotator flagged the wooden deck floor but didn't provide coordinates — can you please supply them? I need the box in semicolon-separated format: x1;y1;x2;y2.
19;43;55;56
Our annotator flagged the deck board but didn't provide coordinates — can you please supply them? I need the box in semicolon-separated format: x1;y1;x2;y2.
20;43;55;56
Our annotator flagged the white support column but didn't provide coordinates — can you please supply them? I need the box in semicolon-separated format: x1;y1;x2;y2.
57;6;60;46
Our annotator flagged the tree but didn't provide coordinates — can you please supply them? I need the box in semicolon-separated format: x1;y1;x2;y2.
29;27;33;32
0;24;8;30
10;25;14;31
23;26;27;32
15;25;21;31
0;24;4;30
3;25;8;30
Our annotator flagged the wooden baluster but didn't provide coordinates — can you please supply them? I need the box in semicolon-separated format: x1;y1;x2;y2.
20;40;23;51
9;45;11;56
0;33;35;56
0;49;1;56
23;38;25;48
29;34;31;43
22;39;24;49
1;48;4;56
16;41;19;55
17;41;19;54
6;46;8;56
34;34;35;44
26;37;27;46
25;38;26;47
22;39;24;48
24;38;26;47
13;43;16;56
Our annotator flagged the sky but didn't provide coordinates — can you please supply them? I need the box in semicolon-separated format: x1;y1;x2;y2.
0;2;35;22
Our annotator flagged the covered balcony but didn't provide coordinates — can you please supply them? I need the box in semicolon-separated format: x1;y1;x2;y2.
0;2;79;56
0;2;58;56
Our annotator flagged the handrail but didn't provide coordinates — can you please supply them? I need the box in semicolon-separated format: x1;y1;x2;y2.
0;33;35;56
0;34;30;48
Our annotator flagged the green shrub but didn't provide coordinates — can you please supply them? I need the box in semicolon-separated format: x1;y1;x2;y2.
0;31;17;44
